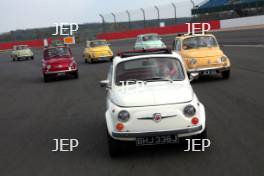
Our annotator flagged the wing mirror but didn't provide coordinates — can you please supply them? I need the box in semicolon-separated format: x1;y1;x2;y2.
99;80;110;88
189;72;199;82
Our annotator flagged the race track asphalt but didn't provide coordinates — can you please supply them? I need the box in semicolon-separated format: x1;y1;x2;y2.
0;28;263;176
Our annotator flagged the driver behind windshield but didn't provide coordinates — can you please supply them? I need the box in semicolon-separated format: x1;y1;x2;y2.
45;48;70;59
115;58;184;85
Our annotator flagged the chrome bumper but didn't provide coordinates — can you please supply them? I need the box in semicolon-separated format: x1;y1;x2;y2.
93;56;113;60
112;125;202;138
188;66;230;73
44;68;77;75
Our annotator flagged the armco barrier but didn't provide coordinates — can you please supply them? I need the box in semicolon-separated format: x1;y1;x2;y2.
96;20;220;40
0;38;62;51
220;15;264;29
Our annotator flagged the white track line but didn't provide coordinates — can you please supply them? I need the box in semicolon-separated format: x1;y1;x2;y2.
223;45;264;48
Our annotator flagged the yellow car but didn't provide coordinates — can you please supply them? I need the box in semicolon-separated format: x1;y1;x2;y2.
172;34;231;79
83;40;113;63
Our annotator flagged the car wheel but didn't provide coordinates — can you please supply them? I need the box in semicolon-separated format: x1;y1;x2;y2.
43;75;49;82
90;58;94;64
74;71;79;79
31;56;34;60
107;131;122;157
222;70;230;79
17;57;20;61
196;128;207;139
85;59;88;63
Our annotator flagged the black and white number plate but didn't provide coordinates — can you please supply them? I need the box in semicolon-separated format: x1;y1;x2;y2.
203;70;217;75
136;135;178;146
57;72;66;76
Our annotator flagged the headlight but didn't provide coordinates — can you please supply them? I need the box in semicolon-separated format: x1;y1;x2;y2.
220;56;227;62
189;58;197;65
118;110;130;122
183;105;196;117
46;65;51;69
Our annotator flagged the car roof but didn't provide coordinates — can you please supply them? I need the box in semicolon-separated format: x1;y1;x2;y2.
44;46;69;51
88;39;107;42
16;45;28;47
117;48;171;58
175;33;215;39
113;52;183;66
138;33;159;37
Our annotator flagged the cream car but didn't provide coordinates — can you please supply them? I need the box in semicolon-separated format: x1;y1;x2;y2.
100;49;207;157
11;45;34;61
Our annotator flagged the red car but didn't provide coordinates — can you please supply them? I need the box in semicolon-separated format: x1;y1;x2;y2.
42;46;79;82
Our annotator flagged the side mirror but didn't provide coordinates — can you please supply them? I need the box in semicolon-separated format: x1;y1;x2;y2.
99;80;110;88
189;72;199;82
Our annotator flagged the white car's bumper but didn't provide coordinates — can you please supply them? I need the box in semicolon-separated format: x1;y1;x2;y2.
112;125;203;138
106;100;206;141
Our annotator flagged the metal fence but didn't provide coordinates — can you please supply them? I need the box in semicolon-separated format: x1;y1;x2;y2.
99;1;195;33
99;0;264;33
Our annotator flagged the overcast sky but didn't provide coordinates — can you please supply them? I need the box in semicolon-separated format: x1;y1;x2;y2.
0;0;204;33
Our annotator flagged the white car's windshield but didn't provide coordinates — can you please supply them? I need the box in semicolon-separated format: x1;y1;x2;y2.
183;36;218;50
115;57;185;85
142;35;160;41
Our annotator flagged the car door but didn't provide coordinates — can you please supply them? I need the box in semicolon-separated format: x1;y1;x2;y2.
134;36;142;50
173;38;181;53
106;64;113;109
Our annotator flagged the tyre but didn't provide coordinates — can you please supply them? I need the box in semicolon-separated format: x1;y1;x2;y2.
85;59;88;63
196;128;207;139
107;132;122;157
73;71;79;79
90;58;94;64
17;57;20;61
31;56;34;60
43;75;49;82
222;70;230;79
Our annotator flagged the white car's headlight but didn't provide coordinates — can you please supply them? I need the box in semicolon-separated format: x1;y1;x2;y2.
118;110;130;122
183;105;196;117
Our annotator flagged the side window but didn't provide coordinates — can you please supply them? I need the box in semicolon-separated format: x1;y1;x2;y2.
107;64;113;86
172;40;176;50
174;39;181;51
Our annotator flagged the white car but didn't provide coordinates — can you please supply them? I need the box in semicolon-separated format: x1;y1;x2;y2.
100;49;207;157
134;33;166;50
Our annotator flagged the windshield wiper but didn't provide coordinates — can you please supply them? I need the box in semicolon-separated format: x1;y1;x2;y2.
144;77;173;83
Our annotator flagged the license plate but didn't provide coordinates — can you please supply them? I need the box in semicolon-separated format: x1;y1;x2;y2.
98;57;107;61
136;135;178;146
57;72;66;76
203;70;216;75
